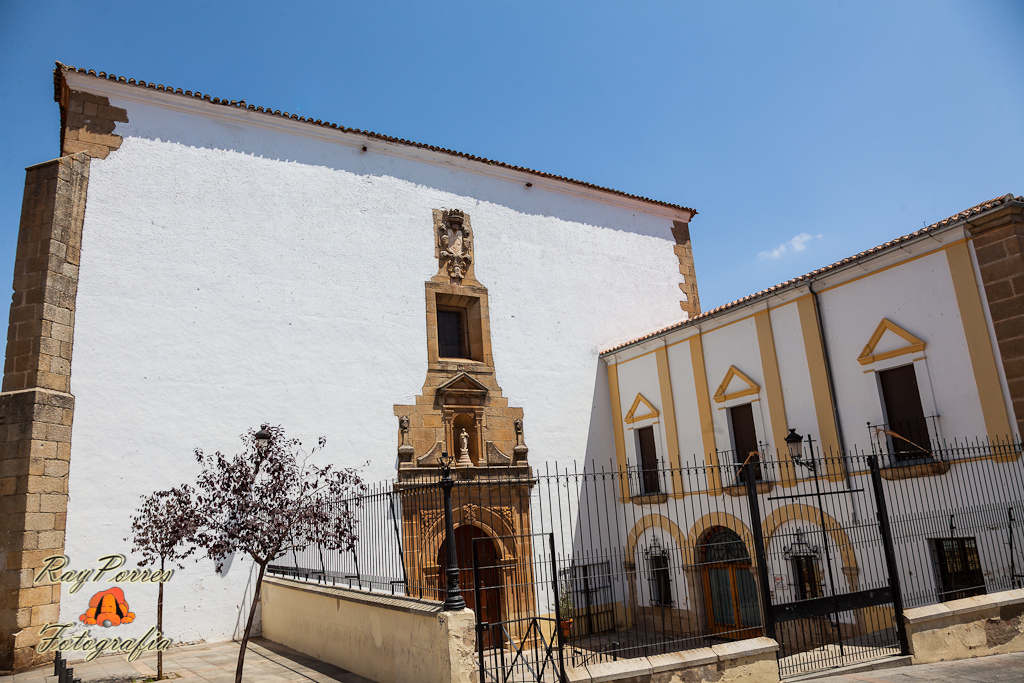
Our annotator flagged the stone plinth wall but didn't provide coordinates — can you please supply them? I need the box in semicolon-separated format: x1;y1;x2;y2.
903;588;1024;664
565;637;779;683
261;577;477;683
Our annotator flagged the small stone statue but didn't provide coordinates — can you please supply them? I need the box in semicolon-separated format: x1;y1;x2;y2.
399;415;410;444
513;418;529;464
397;415;415;467
456;428;471;471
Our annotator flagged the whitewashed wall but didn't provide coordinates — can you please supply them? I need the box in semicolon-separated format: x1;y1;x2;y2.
60;84;692;644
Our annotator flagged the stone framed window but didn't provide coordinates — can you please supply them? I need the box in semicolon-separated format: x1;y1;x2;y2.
432;293;484;362
437;308;467;358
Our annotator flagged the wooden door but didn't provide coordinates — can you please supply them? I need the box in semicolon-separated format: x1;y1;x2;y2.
700;527;762;639
439;525;502;647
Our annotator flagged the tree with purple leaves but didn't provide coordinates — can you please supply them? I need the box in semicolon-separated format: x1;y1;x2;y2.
127;487;200;680
190;424;364;683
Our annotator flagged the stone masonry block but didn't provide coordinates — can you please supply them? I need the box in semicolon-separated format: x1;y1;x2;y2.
22;512;54;531
35;530;65;551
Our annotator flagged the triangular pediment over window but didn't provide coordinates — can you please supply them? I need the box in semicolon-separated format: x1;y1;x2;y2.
436;372;489;400
624;394;659;424
858;319;926;365
713;366;760;404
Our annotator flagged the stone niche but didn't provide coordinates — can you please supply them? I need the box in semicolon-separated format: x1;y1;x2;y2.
393;209;536;626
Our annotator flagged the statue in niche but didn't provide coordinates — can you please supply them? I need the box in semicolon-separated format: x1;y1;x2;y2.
459;428;470;463
438;209;472;280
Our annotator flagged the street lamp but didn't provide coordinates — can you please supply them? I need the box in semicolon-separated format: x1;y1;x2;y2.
255;424;272;451
786;428;815;472
438;451;466;610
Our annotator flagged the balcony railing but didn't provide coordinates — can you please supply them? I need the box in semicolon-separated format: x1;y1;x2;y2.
867;416;939;465
715;448;766;486
626;464;666;497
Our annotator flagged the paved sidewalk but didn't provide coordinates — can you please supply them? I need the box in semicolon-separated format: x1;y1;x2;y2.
0;639;373;683
809;651;1024;682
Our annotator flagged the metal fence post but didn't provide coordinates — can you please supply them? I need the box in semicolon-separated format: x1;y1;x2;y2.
867;454;910;655
744;460;777;642
549;532;567;683
440;452;466;611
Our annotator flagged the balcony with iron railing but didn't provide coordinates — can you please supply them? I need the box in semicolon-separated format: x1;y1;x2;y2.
715;447;773;496
865;416;1022;478
626;463;669;502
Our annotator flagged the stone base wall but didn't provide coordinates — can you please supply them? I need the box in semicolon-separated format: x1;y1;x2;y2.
261;577;477;683
565;637;779;683
904;588;1024;664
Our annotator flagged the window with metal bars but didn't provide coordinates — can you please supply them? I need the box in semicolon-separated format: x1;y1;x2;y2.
437;309;467;358
929;537;986;602
791;555;823;600
646;545;673;607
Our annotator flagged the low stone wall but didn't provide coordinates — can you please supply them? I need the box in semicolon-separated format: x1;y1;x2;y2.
261;577;476;683
565;637;779;682
904;588;1024;664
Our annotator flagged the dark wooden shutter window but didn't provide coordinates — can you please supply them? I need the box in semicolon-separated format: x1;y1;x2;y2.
729;403;761;481
637;426;660;494
879;364;931;460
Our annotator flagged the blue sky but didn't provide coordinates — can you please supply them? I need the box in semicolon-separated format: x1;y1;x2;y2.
1;1;1022;310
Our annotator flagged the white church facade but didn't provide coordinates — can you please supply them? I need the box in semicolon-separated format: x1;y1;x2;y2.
0;63;700;671
2;61;1023;677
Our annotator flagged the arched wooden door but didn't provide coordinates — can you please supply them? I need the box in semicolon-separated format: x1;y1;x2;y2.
439;525;502;647
700;527;762;638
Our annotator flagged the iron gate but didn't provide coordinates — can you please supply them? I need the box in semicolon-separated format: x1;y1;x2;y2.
473;532;566;683
743;453;909;677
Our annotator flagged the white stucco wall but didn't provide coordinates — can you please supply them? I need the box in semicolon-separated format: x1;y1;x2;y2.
57;81;693;644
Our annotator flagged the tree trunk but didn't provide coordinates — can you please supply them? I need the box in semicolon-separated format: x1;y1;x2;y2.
158;558;164;680
234;562;267;683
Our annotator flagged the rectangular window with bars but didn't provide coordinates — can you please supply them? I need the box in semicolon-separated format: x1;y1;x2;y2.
929;537;986;602
792;556;823;600
647;552;673;607
437;309;467;358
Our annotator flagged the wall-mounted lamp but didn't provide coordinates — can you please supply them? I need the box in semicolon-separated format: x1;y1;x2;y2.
786;428;816;471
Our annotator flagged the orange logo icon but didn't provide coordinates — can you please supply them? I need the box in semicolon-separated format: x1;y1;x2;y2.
79;587;135;627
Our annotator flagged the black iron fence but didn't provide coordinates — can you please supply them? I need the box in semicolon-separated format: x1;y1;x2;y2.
267;435;1023;679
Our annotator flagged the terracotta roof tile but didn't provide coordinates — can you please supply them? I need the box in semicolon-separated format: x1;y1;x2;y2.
53;63;696;216
602;193;1024;355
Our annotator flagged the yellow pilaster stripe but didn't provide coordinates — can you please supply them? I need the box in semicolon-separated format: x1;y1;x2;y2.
655;346;683;495
945;241;1013;448
606;361;630;501
796;296;844;480
755;310;797;487
689;334;722;493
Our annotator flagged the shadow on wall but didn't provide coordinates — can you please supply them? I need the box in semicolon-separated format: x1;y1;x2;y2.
570;360;623;556
114;98;682;239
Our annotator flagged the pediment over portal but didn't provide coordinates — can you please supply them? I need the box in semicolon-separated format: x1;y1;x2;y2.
437;372;489;403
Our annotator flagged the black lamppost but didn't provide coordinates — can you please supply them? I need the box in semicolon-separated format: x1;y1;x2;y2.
439;451;466;610
786;428;843;653
255;424;272;451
